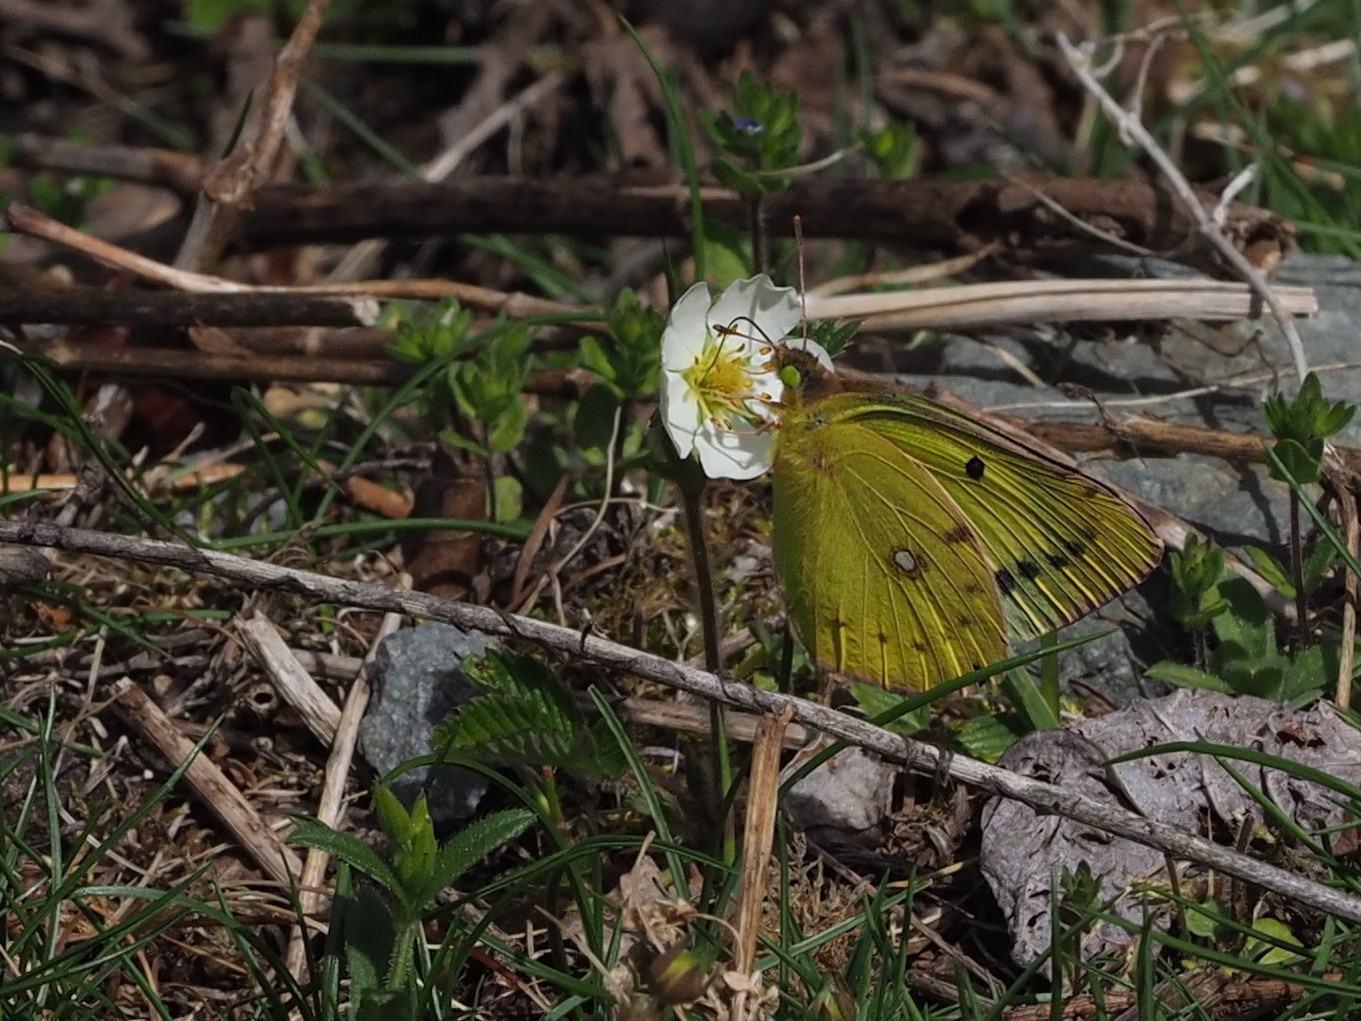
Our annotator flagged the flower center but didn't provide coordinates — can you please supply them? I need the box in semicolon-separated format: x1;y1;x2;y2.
681;332;770;429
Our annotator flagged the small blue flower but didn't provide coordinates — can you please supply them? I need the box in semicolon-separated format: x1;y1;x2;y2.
734;117;764;135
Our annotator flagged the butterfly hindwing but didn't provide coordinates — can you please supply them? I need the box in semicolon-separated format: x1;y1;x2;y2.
802;388;1162;643
772;394;1008;691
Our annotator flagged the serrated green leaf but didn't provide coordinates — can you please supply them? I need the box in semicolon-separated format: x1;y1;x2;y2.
413;808;535;907
1269;437;1321;484
954;714;1018;763
290;818;402;893
340;881;396;1004
1302;539;1338;596
578;335;619;388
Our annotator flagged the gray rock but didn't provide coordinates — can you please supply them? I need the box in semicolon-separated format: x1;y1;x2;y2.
359;623;492;832
981;689;1361;967
782;745;894;835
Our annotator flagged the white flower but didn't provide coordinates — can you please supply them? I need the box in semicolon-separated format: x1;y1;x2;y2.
660;275;808;480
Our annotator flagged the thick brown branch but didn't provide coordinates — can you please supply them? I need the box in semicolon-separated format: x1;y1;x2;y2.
9;134;204;194
28;341;407;386
239;175;1290;276
0;286;377;328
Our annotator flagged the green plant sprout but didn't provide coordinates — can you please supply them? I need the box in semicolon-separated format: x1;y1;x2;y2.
289;787;534;1021
570;288;664;482
1263;371;1356;630
699;69;803;201
699;71;805;271
388;299;535;521
1148;377;1357;706
859;121;919;180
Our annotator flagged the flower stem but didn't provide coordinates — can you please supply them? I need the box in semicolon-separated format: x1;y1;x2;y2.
680;483;736;863
748;196;769;275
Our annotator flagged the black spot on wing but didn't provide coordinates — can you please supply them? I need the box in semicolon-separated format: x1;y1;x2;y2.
995;567;1016;596
1017;559;1042;581
943;523;976;545
1062;539;1088;558
965;455;986;480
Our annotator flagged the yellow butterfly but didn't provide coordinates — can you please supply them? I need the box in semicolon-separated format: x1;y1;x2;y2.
770;366;1163;692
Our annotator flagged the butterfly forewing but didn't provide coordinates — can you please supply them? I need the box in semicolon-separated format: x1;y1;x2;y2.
834;389;1162;640
772;396;1008;691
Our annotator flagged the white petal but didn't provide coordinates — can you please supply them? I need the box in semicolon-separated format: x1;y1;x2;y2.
660;369;701;458
746;364;785;406
709;275;802;348
660;282;714;370
695;421;775;480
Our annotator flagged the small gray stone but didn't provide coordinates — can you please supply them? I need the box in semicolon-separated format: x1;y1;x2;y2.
782;745;894;835
359;622;493;832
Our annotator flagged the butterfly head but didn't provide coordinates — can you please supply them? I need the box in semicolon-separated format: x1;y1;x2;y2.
770;342;844;407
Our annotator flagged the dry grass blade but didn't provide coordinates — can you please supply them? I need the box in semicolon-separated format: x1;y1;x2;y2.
803;278;1317;331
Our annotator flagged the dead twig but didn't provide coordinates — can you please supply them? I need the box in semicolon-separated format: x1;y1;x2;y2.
284;601;404;979
173;0;334;272
237;614;343;745
113;679;303;887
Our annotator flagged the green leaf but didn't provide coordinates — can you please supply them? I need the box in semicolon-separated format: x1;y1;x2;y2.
806;319;859;358
353;986;418;1021
860;121;918;180
338;879;396;1005
1263;373;1356;485
1209;576;1274;659
1269;437;1322;485
1302;539;1338;595
1277;642;1334;706
848;683;930;736
1168;535;1231;630
1001;667;1061;731
289;818;401;894
1144;663;1234;693
578;334;619;390
437;651;627;778
574;383;624;455
412;808;535;908
486;394;529;454
953;713;1019;763
1241;545;1294;597
1244;917;1305;966
391;795;438;893
491;474;523;524
1184;898;1230;940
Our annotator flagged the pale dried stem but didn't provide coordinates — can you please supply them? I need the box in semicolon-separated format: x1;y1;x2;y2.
238;614;342;745
802;278;1316;332
731;707;792;1021
285;603;405;982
